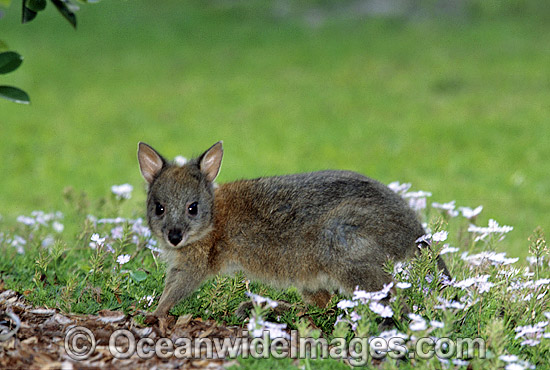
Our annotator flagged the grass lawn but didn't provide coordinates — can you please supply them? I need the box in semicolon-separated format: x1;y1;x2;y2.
1;1;549;258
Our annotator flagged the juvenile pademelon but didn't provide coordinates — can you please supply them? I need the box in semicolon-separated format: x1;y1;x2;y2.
137;141;448;317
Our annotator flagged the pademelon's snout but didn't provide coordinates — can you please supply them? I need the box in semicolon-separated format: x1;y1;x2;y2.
166;228;188;247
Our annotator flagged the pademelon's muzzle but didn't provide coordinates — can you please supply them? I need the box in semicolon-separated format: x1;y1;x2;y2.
167;228;188;247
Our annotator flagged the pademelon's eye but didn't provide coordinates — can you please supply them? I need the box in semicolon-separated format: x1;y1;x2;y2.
155;202;165;216
187;202;198;216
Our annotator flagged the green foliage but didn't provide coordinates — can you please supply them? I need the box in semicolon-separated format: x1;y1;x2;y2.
21;0;79;27
0;51;22;73
0;50;29;103
0;0;98;104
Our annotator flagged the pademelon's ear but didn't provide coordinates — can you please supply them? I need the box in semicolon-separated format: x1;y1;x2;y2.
199;141;223;182
138;142;166;184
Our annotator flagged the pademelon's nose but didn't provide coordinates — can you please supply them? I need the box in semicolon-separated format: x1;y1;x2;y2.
168;229;183;246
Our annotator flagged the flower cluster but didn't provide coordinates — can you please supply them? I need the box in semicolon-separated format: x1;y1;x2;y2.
111;183;134;200
87;216;159;253
334;184;549;369
468;219;514;242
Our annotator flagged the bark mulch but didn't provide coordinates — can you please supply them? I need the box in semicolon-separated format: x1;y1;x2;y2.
1;289;244;370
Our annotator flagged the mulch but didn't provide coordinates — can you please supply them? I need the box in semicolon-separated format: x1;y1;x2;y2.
0;289;245;370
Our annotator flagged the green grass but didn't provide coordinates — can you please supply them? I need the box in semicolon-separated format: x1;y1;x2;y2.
0;1;549;258
1;182;550;369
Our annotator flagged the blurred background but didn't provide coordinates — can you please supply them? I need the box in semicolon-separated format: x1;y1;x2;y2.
1;0;549;258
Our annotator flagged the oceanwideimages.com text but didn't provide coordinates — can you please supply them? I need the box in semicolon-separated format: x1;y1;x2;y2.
65;326;486;365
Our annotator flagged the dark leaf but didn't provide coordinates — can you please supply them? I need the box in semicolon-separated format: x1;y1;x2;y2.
0;86;31;104
26;0;46;12
50;0;77;29
22;0;37;24
0;51;23;74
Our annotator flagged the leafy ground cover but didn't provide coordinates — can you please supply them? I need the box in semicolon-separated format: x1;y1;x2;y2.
1;180;549;369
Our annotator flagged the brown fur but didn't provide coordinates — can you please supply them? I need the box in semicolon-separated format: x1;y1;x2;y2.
137;141;448;317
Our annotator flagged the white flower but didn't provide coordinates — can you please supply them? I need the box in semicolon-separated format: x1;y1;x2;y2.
98;217;127;224
353;283;393;302
415;234;432;246
468;219;513;241
432;231;448;242
91;233;105;243
132;218;151;238
461;251;518;266
526;256;545;266
534;279;550;287
408;197;427;211
388;181;411;194
350;311;362;322
440;245;459;255
396;282;412;289
145;239;162;253
408;314;427;331
89;233;106;249
116;254;131;265
520;339;540;347
477;281;495;294
430;320;444;329
453;359;469;366
31;211;53;226
500;355;519;363
403;190;432;198
52;221;64;233
369;302;393;318
140;295;155;307
403;190;431;211
434;297;465;310
506;364;527;370
432;201;459;217
504;362;526;370
247;316;288;339
459;206;483;219
514;322;548;339
13;237;26;254
111;184;133;200
17;215;35;226
246;292;278;308
42;236;55;248
337;299;357;310
111;226;124;239
452;275;494;293
453;275;488;289
378;329;408;341
409;321;427;332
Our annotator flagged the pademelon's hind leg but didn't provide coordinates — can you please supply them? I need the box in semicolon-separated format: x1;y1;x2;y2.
301;288;332;308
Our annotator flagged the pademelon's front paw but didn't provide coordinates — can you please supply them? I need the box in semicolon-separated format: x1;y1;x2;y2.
142;306;170;325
